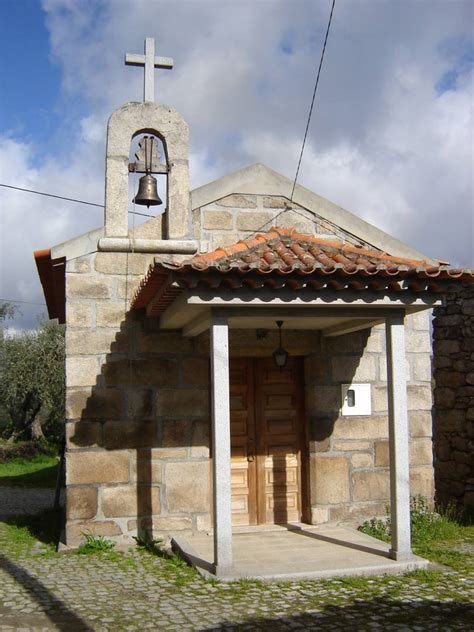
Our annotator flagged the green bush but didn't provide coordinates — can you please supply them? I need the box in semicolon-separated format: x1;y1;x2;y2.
77;532;117;554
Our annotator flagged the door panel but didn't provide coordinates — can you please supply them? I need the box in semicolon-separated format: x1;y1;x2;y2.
229;357;304;526
229;359;257;526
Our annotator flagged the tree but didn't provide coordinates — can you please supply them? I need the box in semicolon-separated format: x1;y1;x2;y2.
0;320;65;443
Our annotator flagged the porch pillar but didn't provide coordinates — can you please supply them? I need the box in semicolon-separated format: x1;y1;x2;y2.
385;313;412;561
210;312;233;574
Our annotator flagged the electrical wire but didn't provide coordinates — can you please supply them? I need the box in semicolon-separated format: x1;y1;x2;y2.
0;183;156;218
290;0;336;201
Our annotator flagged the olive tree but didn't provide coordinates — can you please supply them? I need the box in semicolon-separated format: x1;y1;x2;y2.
0;318;65;442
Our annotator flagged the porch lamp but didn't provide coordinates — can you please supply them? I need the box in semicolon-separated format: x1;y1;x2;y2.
273;321;289;369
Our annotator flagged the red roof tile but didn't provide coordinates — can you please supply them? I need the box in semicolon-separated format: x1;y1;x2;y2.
132;227;474;313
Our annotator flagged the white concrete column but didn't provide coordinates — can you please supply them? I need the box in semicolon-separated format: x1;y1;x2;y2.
210;312;233;574
386;313;412;561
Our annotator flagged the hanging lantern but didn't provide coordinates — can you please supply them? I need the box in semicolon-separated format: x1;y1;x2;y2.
273;320;289;369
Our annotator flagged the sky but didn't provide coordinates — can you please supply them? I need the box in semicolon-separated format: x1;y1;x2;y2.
0;0;473;330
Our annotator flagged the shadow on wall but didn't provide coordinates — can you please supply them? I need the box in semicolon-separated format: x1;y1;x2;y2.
68;309;211;544
67;311;373;543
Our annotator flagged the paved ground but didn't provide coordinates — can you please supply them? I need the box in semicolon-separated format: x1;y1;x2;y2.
176;525;429;581
0;489;472;630
0;487;55;519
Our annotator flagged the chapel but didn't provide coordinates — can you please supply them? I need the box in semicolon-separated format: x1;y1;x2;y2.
34;38;472;576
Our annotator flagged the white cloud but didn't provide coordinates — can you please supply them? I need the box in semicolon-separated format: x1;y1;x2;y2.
1;0;472;329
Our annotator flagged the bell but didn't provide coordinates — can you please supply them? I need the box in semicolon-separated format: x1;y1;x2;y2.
133;174;162;207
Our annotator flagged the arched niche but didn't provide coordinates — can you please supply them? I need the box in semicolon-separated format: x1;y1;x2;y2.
104;101;189;240
128;131;167;229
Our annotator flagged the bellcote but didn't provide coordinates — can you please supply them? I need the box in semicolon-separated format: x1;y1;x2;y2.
104;101;190;240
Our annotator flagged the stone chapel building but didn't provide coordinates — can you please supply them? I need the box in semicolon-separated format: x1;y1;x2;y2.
34;40;472;575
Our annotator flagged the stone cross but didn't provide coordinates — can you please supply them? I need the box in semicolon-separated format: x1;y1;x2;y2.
125;37;173;102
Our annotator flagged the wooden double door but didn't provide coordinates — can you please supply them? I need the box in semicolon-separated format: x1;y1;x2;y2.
229;357;305;526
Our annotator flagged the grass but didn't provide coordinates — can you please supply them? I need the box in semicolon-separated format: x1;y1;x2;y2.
76;532;117;554
359;495;474;571
0;454;59;488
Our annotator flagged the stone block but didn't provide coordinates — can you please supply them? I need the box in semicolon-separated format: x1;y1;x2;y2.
101;485;160;517
405;330;432;353
434;388;456;410
351;453;373;468
66;387;122;420
67;520;122;543
141;448;188;459
408;385;433;411
203;211;233;230
94;252;150;275
183;357;209;386
374;440;389;466
129;516;193;532
352;470;390;502
311;456;350;504
332;417;388;440
433;340;460;355
166;461;210;513
236;211;273;231
379;357;410;382
156;389;209;417
217;194;257;208
309;385;340;414
412;355;433;382
366;331;384;353
372;386;388;412
67;329;129;355
407;310;431;331
126;390;153;420
96;303;128;327
67;451;130;485
104;421;157;450
66;421;102;448
310;507;330;524
329;501;388;523
332;440;372;451
116;276;142;300
67;487;98;520
309;438;330;453
211;233;241;249
67;256;92;274
331;354;377;382
410;439;433;466
190;420;210;458
409;411;432;438
67;303;93;328
138;331;193;353
162;419;190;447
133;460;162;484
196;514;212;531
410;466;434;498
103;358;178;387
323;330;369;354
436;371;465;388
66;357;99;388
67;275;113;299
262;196;291;208
277;211;315;234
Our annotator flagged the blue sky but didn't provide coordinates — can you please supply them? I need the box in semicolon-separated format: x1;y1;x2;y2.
0;0;472;330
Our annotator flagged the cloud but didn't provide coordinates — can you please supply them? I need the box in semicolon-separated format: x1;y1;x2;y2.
1;0;472;329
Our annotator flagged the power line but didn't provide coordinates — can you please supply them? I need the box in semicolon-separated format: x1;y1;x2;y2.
290;0;336;201
0;183;156;218
0;298;46;306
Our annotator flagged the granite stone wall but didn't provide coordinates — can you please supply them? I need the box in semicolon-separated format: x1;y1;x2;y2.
433;285;474;509
306;311;434;525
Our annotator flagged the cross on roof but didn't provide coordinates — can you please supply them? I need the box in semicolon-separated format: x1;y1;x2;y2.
125;37;173;102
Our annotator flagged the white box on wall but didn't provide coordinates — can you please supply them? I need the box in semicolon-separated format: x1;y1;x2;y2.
341;383;371;416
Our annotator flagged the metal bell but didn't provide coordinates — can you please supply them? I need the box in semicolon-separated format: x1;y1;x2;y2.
132;174;162;207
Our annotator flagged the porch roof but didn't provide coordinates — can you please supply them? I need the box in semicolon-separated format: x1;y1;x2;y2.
131;227;473;315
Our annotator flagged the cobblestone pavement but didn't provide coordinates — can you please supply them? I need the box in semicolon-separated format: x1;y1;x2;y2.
0;522;472;631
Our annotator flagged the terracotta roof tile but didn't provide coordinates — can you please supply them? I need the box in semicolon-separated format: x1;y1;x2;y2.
131;227;474;313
